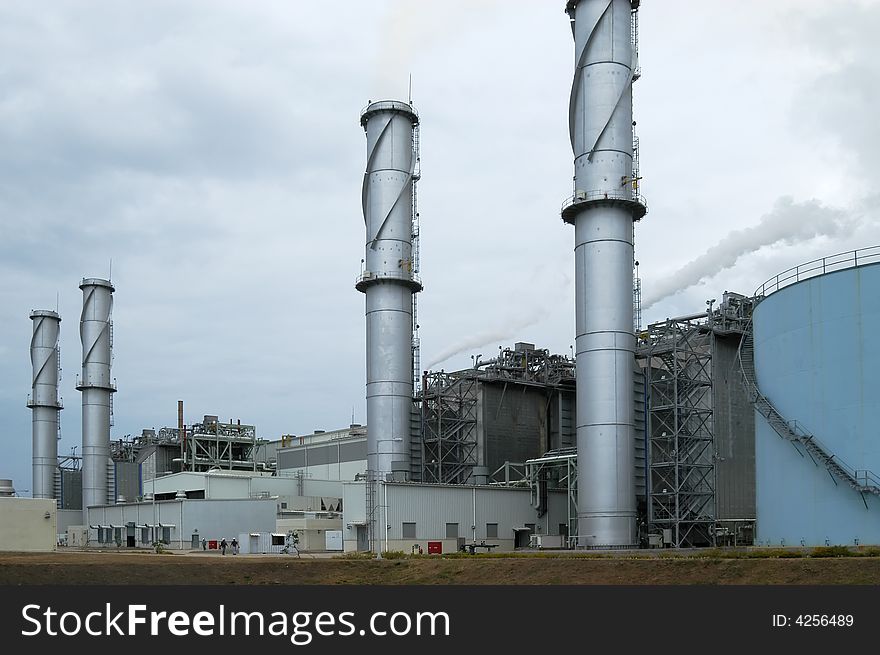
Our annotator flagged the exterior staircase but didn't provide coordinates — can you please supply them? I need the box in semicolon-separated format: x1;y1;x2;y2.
738;325;880;497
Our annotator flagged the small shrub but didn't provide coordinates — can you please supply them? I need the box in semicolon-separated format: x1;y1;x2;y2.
811;546;852;558
334;551;374;560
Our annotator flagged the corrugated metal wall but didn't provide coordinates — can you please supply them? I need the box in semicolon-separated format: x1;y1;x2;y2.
713;333;755;520
60;469;82;510
482;383;548;474
633;368;647;504
549;388;576;451
113;462;141;502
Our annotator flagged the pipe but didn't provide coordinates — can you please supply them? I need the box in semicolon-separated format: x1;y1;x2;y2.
178;400;185;471
29;310;62;501
77;277;116;523
472;487;477;543
563;1;644;547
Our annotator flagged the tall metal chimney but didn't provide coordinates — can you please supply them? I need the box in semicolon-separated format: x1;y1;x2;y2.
28;310;62;501
357;100;421;497
562;0;646;547
77;277;116;518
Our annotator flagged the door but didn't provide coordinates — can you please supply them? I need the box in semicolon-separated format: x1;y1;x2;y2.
356;526;369;552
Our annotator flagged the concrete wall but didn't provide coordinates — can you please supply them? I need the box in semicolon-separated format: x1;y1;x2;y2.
0;498;57;552
276;517;343;551
754;263;880;545
342;482;567;553
57;509;83;536
86;498;276;549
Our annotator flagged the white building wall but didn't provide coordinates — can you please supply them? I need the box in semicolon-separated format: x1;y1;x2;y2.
145;472;344;512
340;483;568;554
276;517;343;552
0;498;57;552
86;498;276;549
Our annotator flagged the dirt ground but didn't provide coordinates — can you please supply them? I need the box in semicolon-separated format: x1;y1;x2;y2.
2;550;880;585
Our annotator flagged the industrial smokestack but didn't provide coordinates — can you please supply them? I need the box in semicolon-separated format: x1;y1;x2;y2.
77;277;116;519
357;100;421;492
562;0;645;548
28;310;62;501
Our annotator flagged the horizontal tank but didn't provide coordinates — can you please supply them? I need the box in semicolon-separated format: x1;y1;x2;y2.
753;261;880;546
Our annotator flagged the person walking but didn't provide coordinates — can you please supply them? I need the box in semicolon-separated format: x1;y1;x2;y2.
220;538;227;555
231;537;239;555
201;538;207;551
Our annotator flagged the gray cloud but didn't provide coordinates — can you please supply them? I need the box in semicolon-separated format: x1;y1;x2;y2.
0;1;874;493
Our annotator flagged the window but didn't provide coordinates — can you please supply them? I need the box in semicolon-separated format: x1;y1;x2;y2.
445;523;459;539
281;502;288;509
486;523;498;539
402;522;416;539
141;528;149;544
272;534;286;546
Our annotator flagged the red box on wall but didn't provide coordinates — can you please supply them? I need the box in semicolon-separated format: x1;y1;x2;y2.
208;540;218;550
427;541;442;554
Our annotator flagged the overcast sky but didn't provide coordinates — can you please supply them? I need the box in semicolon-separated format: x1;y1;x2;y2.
2;0;878;494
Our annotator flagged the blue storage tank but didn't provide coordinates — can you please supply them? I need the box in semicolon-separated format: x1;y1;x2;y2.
753;259;880;546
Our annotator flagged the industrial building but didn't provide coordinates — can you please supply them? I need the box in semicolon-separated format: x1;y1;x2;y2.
5;1;878;557
636;292;756;547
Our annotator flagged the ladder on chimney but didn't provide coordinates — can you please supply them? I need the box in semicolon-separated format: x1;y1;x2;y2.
738;325;880;504
366;471;377;551
411;123;422;389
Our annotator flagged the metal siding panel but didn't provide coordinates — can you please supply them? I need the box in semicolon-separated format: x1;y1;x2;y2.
339;441;368;463
277;450;306;470
713;334;755;520
482;384;546;474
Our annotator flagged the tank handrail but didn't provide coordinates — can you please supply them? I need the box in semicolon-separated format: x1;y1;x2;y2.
755;245;880;298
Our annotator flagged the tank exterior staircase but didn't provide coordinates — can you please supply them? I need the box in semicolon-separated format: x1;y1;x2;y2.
738;326;880;500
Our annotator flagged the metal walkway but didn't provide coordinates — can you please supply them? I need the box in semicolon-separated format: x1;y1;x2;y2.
738;326;880;502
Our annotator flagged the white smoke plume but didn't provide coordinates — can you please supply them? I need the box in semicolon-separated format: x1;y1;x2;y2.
372;1;500;98
642;196;855;310
425;319;541;371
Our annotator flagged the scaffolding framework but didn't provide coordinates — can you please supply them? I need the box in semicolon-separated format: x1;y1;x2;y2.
184;418;261;472
420;371;479;485
644;318;715;548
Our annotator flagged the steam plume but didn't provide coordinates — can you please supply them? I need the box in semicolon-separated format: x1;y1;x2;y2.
642;197;853;309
